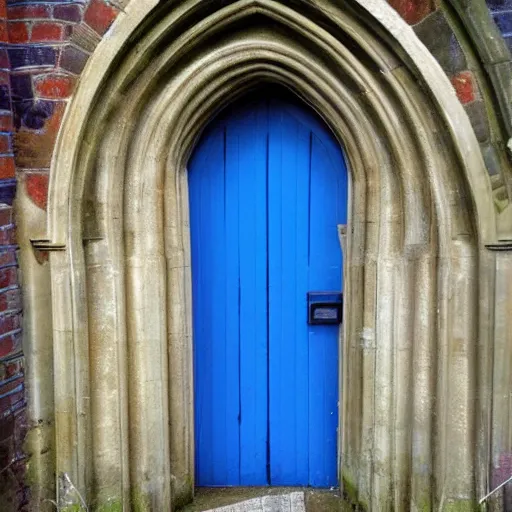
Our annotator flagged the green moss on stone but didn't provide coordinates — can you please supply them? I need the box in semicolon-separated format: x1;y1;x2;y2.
60;506;84;512
172;475;194;511
341;473;358;505
341;472;370;511
96;500;123;512
442;500;480;512
132;488;151;512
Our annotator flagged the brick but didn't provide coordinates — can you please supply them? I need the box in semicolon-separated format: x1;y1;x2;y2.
0;180;16;207
0;206;13;226
84;0;118;35
0;114;13;132
0;226;15;246
34;73;76;99
10;73;32;101
0;157;14;179
0;387;24;413
487;0;512;8
25;172;47;210
0;330;21;359
59;44;89;74
0;359;23;381
0;50;9;70
0;86;9;111
493;10;512;34
14;101;64;168
0;379;23;398
0;268;17;290
481;143;502;177
388;0;437;25
451;71;476;104
0;315;20;336
0;20;7;44
0;251;16;268
8;46;57;69
0;289;21;314
0;136;9;155
31;22;64;42
464;100;490;143
7;5;51;20
7;21;28;44
54;4;82;23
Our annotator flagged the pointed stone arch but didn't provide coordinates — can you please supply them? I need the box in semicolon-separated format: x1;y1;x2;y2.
38;0;496;509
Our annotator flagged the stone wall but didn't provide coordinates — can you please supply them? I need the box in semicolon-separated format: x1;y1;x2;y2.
0;0;511;510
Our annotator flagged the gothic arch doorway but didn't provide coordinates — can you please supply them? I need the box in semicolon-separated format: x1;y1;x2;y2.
29;0;494;509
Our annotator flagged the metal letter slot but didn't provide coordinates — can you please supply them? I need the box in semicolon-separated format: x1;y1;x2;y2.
307;292;343;325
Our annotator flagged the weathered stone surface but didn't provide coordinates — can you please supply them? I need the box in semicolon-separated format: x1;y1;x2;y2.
487;60;512;136
451;0;511;64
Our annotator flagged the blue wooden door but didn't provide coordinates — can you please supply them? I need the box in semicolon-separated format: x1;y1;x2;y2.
189;93;348;488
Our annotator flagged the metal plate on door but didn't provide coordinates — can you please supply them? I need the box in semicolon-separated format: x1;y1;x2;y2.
307;292;343;325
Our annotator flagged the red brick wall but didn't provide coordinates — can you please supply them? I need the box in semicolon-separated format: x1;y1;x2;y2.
7;0;118;209
0;1;120;509
0;0;26;510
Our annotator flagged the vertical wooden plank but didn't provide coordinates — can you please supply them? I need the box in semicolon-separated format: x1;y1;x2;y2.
308;131;347;487
190;127;241;485
189;130;210;485
268;100;311;485
226;101;269;485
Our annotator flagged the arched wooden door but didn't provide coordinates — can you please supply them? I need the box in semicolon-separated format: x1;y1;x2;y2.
189;92;348;487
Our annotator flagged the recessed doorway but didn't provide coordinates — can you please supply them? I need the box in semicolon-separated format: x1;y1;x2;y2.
189;91;348;487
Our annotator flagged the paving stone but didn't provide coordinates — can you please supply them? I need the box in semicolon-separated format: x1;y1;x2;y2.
202;492;306;512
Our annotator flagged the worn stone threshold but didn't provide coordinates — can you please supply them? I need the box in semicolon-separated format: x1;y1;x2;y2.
177;487;353;512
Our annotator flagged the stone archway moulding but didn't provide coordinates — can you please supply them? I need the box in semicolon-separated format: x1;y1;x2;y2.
23;0;499;510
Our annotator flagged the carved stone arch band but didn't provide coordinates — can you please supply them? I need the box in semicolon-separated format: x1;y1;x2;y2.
38;0;495;510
